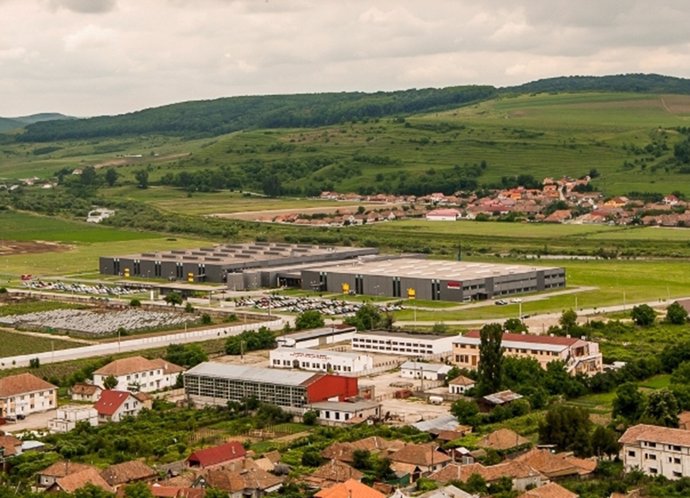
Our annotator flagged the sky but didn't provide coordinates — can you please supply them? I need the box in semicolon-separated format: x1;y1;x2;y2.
2;0;690;117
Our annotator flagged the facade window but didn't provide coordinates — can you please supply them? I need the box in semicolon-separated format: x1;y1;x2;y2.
628;451;636;457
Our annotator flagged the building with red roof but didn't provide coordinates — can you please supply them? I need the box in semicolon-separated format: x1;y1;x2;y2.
0;373;57;418
426;209;460;221
186;441;246;469
94;390;144;422
453;331;602;375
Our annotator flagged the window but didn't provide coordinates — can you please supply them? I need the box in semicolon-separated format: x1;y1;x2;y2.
645;453;657;460
675;458;681;464
628;451;636;457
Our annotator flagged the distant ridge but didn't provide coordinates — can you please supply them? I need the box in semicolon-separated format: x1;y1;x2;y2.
0;112;74;133
14;73;690;142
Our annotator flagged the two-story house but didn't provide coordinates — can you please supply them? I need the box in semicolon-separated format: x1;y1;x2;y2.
619;424;690;479
92;356;184;393
0;373;57;418
94;390;144;423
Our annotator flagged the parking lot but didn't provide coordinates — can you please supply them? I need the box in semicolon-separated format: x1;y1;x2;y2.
235;295;404;316
1;409;56;433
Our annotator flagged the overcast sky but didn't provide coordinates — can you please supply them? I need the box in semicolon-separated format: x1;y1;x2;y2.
2;0;690;117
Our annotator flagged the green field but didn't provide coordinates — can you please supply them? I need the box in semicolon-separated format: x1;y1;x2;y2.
0;330;81;358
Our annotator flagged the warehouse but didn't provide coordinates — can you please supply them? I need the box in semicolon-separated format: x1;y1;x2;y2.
183;362;358;412
275;325;357;349
351;331;456;358
300;258;565;301
270;347;374;374
400;361;453;380
99;242;377;287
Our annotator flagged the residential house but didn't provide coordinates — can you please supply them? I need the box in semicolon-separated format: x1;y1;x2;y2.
512;448;596;479
518;482;577;498
0;373;57;418
187;441;246;469
426;209;460;221
389;443;451;482
429;461;546;492
308;400;382;425
0;434;22;463
101;460;157;489
448;375;475;395
94;390;145;422
196;459;283;498
303;460;363;489
619;424;690;479
38;462;97;488
48;405;98;433
46;468;114;494
70;383;102;402
477;429;530;452
321;436;405;464
149;484;205;498
314;478;385;498
416;484;478;498
400;361;452;381
93;356;184;393
453;331;603;376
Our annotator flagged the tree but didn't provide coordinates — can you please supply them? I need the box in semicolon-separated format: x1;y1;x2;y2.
103;375;118;390
539;404;592;456
559;309;578;332
591;425;620;458
477;322;503;395
262;175;282;197
104;168;118;187
352;449;371;470
672;361;690;385
302;410;318;425
631;304;656;326
612;382;645;422
641;389;679;427
301;448;323;467
134;170;149;189
450;399;481;426
123;482;153;498
344;302;383;331
80;166;98;186
129;298;141;307
432;322;449;334
295;310;325;330
164;291;183;307
29;358;40;369
666;302;689;325
503;318;527;333
164;344;208;368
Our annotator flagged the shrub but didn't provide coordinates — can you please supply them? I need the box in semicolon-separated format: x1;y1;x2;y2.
129;298;141;307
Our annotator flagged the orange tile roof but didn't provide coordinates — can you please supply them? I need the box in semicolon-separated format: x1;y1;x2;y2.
53;468;114;493
314;479;385;498
619;424;690;447
0;435;22;457
0;373;56;398
519;482;577;498
448;376;475;386
306;460;363;485
464;331;578;347
150;358;186;375
101;460;157;486
203;465;283;493
513;448;595;478
390;443;451;467
430;461;543;484
94;356;180;376
477;429;530;451
71;383;101;396
40;461;96;478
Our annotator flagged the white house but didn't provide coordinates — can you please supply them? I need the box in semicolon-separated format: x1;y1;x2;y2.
70;383;102;402
86;208;115;223
426;209;460;221
0;373;57;418
400;361;452;381
49;405;98;433
94;390;144;423
270;347;374;375
619;424;690;479
448;376;475;395
92;356;184;393
308;400;382;425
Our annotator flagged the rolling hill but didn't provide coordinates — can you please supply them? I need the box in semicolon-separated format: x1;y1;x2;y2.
0;113;73;133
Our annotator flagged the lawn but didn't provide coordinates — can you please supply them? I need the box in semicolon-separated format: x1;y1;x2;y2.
0;331;82;358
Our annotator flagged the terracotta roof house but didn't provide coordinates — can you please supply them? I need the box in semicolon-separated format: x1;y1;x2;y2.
38;461;98;488
518;482;577;498
512;448;596;478
0;434;22;458
47;467;114;494
70;383;102;402
321;436;404;463
416;485;478;498
101;460;157;487
0;373;57;418
187;442;246;469
198;463;283;496
303;460;364;489
619;424;690;479
314;478;385;498
429;461;546;492
390;443;451;481
94;390;144;422
477;429;530;451
93;356;184;393
149;484;205;498
448;375;475;395
436;428;472;442
679;410;690;430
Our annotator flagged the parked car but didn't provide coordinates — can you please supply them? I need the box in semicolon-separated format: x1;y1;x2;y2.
495;299;508;305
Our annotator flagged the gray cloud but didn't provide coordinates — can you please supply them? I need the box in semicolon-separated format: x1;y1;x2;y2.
1;0;690;116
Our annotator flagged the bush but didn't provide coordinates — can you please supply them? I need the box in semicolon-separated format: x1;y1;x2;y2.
295;310;325;330
129;298;141;307
303;410;318;426
185;302;195;313
631;304;656;326
666;302;689;325
0;287;7;294
201;314;212;325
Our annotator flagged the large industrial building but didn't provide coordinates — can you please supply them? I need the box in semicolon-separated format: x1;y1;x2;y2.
269;347;374;374
183;362;358;412
301;258;565;301
99;242;377;288
351;331;456;358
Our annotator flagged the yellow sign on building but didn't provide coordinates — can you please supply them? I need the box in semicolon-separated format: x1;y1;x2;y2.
342;283;350;293
407;288;416;300
188;272;194;283
123;268;130;278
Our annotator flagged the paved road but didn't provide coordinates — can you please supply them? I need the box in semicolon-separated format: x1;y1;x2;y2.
0;317;288;369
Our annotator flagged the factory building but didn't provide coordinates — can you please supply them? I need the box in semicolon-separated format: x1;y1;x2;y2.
275;325;357;349
351;331;456;358
270;347;374;374
300;258;565;301
99;242;377;288
183;362;358;412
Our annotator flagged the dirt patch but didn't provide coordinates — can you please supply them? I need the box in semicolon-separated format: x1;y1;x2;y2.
660;95;690;114
92;152;191;169
209;202;402;221
0;240;71;256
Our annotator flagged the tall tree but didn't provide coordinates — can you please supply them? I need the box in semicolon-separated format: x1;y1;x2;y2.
612;382;646;422
539;404;592;456
134;169;149;189
631;304;656;326
104;168;119;187
642;389;680;427
477;322;504;395
666;302;689;325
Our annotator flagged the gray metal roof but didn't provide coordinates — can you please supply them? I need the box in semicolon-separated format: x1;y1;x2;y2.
308;400;381;412
184;362;319;386
281;325;356;342
412;415;460;433
355;331;457;342
272;347;368;360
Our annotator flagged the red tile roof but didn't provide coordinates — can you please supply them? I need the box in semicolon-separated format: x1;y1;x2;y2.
314;479;385;498
52;468;114;493
101;460;157;486
94;390;132;416
0;373;56;398
149;485;205;498
94;356;162;376
40;461;96;478
519;482;577;498
187;442;246;468
619;424;690;447
390;443;451;467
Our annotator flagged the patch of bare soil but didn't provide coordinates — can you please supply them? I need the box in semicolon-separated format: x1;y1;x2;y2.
0;240;71;256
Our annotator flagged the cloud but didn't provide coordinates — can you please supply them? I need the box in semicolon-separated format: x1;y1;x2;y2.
46;0;116;14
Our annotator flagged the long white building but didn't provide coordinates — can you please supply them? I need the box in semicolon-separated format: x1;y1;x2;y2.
351;331;455;357
270;347;374;374
92;356;184;393
619;424;690;479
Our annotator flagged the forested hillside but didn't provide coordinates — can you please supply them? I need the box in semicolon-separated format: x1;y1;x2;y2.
506;73;690;95
0;113;73;133
18;86;496;142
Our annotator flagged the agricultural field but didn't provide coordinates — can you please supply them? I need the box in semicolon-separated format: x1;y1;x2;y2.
0;330;82;357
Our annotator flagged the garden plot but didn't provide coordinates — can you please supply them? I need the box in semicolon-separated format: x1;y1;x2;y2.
0;309;197;336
